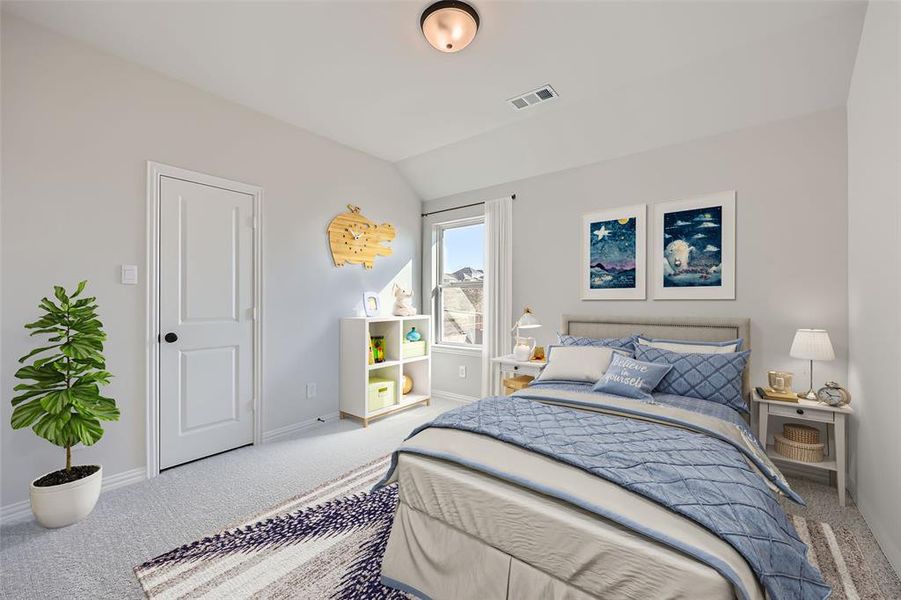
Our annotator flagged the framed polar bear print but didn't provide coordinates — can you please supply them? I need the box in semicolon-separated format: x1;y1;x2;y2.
652;191;736;300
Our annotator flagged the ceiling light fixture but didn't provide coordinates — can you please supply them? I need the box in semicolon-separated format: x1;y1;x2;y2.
420;1;480;53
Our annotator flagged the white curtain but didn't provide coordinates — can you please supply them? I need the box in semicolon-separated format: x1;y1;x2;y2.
481;197;513;396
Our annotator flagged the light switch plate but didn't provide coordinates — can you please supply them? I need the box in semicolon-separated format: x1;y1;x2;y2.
458;366;467;378
120;264;138;285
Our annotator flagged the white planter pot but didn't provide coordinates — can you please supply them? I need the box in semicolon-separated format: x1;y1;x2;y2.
30;465;102;528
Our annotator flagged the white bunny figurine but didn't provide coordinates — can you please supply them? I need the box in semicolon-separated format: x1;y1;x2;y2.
392;283;417;316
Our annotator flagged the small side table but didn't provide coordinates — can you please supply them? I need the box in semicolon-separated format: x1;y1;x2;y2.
489;355;546;396
753;391;853;506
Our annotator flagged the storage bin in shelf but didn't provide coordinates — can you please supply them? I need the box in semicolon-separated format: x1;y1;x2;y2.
402;340;427;359
367;376;396;412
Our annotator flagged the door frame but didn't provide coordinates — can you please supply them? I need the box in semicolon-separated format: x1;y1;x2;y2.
145;161;264;478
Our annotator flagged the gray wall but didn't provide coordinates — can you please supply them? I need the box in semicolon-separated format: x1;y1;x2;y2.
847;2;901;574
1;17;421;509
430;349;483;400
422;108;849;399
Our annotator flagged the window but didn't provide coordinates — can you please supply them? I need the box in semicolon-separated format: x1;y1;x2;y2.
434;218;484;347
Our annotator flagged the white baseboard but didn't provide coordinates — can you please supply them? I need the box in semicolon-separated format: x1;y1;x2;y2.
102;466;147;492
262;411;339;443
1;500;32;524
1;465;147;525
431;389;479;404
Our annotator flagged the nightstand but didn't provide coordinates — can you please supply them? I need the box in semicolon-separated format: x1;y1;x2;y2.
753;390;853;506
489;355;546;396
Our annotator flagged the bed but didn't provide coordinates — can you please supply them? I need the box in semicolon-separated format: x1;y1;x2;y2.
377;316;828;600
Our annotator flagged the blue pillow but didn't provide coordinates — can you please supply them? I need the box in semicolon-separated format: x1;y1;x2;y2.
592;353;672;400
557;333;637;353
634;344;750;413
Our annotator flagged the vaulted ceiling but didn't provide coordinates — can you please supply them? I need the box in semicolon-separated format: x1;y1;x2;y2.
4;1;867;199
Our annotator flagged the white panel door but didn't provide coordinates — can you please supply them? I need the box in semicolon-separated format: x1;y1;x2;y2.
159;176;255;469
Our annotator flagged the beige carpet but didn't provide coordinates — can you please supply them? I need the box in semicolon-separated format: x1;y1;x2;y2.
136;457;887;600
791;514;885;600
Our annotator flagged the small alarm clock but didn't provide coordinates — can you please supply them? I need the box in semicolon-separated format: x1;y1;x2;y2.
816;381;851;406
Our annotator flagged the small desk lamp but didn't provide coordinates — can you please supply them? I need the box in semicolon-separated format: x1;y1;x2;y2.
790;329;835;400
512;307;541;361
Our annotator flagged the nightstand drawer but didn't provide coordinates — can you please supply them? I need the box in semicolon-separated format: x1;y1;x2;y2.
768;403;834;423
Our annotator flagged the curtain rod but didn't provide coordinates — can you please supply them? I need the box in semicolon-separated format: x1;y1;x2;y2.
421;194;516;218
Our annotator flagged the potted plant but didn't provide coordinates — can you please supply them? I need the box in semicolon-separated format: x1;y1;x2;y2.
10;281;119;528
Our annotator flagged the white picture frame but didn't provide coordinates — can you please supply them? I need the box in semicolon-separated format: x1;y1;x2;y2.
652;191;736;300
362;291;381;317
581;204;646;300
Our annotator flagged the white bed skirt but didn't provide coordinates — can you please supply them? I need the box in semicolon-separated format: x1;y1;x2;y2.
380;447;759;600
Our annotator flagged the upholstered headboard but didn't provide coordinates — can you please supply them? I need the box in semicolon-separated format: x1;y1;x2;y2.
560;314;752;407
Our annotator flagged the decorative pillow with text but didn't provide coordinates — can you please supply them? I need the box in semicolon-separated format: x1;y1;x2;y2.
592;353;672;400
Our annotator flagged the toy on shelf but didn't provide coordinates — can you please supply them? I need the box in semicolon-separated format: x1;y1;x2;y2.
371;336;386;363
392;283;417;316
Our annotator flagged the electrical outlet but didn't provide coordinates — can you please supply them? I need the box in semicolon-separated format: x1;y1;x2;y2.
458;366;467;378
306;383;317;398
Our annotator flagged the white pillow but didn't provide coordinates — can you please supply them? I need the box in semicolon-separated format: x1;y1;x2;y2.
636;337;740;354
536;346;619;383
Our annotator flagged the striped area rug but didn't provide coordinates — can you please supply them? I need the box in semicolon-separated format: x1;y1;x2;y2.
135;456;885;600
134;456;410;599
790;514;885;600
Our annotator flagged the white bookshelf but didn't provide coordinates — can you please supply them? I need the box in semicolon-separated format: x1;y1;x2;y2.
339;315;431;427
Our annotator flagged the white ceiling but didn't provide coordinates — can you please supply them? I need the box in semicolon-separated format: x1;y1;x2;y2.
4;1;867;199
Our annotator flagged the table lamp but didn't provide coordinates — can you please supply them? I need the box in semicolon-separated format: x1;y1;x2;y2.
512;307;541;361
789;329;835;400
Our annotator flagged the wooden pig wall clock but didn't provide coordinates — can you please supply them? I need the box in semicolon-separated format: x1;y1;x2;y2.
327;205;396;269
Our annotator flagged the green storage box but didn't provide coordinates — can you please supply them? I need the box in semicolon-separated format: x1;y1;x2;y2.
402;340;427;358
367;377;396;412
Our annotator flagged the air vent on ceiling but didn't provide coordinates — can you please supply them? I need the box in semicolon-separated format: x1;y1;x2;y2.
508;85;557;111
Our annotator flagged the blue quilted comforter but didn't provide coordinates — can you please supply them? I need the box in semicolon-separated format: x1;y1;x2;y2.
383;395;829;600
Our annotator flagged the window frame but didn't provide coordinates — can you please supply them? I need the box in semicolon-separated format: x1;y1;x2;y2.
433;216;485;349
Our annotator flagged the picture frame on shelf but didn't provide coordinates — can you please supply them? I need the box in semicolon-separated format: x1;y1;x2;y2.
362;291;381;317
581;204;646;300
652;191;736;300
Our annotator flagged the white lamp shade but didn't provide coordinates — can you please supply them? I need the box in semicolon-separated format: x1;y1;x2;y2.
515;308;541;329
789;329;835;361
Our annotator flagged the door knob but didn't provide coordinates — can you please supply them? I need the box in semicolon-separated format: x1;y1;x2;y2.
164;332;178;343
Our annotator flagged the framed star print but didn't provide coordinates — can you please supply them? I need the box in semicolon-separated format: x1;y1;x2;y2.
581;204;646;300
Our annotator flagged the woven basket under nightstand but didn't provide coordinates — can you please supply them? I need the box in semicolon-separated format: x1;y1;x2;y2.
784;423;820;445
774;423;824;463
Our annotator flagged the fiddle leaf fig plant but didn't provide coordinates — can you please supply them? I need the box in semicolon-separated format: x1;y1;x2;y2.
11;281;119;472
